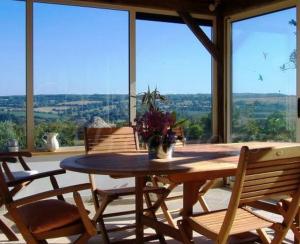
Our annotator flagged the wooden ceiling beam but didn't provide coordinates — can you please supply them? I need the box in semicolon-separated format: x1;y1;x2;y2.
222;0;289;15
84;0;213;14
177;11;219;61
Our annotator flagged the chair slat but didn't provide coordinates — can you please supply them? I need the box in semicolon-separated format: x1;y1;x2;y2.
244;168;300;181
240;190;297;204
243;179;300;193
88;135;133;142
242;185;297;198
246;161;300;175
243;173;300;187
87;140;136;146
248;157;300;169
84;127;138;154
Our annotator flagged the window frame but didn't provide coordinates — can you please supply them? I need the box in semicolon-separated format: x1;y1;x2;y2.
22;0;217;151
134;13;215;143
225;0;298;142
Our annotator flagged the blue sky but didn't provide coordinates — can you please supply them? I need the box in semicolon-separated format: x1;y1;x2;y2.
232;8;296;95
0;1;296;96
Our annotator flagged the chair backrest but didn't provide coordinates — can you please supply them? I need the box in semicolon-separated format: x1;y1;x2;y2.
219;145;300;241
238;146;300;205
84;126;139;154
0;152;32;182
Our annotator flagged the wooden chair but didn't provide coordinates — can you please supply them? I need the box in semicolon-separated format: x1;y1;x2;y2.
278;197;300;243
178;145;300;244
0;151;66;241
84;126;168;243
151;127;216;227
0;164;97;244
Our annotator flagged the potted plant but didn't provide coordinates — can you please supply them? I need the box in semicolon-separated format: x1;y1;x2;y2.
135;87;186;159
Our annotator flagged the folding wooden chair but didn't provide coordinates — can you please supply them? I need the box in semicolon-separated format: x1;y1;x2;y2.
151;127;216;227
178;145;300;244
84;126;168;243
0;165;96;244
0;151;66;241
278;197;300;243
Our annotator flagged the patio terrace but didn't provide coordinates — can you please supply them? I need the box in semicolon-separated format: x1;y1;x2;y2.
0;0;299;243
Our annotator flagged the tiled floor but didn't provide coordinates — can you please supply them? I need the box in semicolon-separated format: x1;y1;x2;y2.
0;187;295;243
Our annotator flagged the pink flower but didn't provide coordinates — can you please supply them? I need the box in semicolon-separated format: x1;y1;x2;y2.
135;110;177;148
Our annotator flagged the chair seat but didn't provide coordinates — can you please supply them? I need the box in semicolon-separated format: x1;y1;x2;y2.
188;208;275;239
96;186;167;197
11;199;81;234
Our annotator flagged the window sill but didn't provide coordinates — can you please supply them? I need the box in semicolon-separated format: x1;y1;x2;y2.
32;146;85;156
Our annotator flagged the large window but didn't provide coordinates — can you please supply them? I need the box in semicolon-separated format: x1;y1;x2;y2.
136;17;212;143
33;3;129;149
0;0;26;151
231;8;297;142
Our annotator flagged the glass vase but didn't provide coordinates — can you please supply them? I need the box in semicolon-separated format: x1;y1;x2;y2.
148;144;174;160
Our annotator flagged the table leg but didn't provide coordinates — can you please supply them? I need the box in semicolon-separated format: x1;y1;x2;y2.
135;176;144;243
182;180;206;240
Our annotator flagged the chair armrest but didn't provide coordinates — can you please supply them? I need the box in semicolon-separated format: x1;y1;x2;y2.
0;157;17;163
7;169;66;187
11;183;92;207
0;151;32;158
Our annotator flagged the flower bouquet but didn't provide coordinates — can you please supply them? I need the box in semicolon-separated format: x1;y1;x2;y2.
135;109;183;159
135;87;186;159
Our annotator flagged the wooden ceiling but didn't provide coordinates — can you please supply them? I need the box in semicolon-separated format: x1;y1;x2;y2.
80;0;288;15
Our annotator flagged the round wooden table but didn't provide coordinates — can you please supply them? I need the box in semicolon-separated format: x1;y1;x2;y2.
60;144;242;243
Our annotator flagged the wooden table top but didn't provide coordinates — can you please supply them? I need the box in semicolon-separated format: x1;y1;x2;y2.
60;142;299;180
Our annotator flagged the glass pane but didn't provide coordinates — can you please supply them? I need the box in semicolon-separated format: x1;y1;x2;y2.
34;3;129;150
136;19;212;143
0;0;26;152
231;8;296;142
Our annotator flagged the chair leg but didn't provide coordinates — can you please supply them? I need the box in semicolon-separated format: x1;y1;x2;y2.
8;206;39;244
93;195;113;244
197;179;215;213
198;196;210;213
144;190;153;213
98;218;110;244
0;217;18;241
256;228;271;244
177;219;193;244
277;200;300;244
144;193;167;244
38;240;48;244
74;232;91;244
160;202;177;227
151;177;177;227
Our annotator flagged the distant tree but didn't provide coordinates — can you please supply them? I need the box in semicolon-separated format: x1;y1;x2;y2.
264;112;295;141
187;124;203;140
200;114;212;141
0;121;25;151
232;110;295;142
242;120;260;141
280;19;297;71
